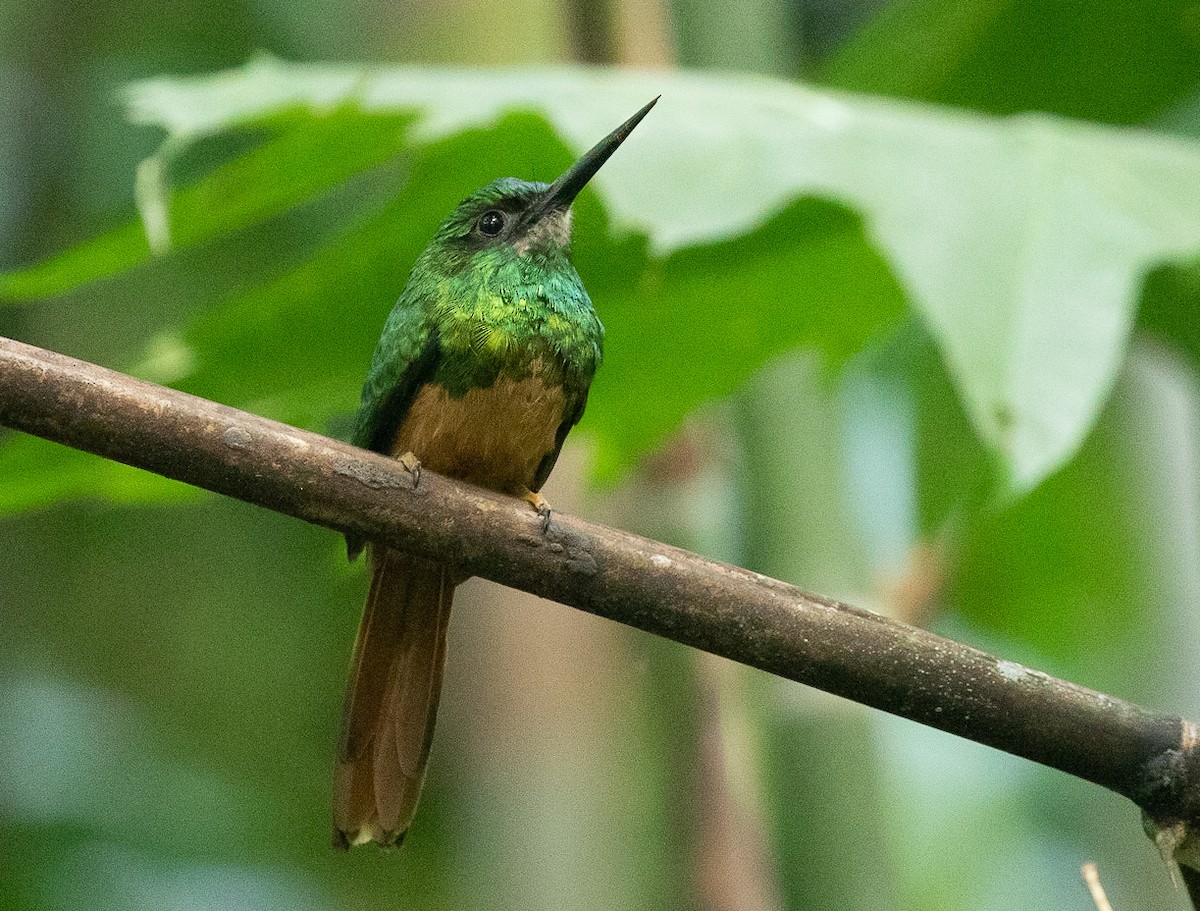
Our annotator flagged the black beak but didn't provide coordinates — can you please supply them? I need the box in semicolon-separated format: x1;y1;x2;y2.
530;96;659;219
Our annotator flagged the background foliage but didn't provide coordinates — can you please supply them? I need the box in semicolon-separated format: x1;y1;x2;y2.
2;1;1200;910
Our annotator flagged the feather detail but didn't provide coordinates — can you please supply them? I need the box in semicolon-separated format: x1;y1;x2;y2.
333;547;453;848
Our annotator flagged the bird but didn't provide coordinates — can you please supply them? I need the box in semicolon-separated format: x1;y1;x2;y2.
334;97;658;849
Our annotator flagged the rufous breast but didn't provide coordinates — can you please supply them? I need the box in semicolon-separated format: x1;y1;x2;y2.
391;360;566;495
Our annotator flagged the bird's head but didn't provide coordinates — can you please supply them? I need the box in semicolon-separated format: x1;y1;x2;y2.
424;97;658;270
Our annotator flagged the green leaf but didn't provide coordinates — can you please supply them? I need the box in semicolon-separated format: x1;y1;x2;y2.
0;108;413;299
1137;255;1200;372
823;0;1200;124
4;61;1200;505
588;197;906;482
947;344;1198;699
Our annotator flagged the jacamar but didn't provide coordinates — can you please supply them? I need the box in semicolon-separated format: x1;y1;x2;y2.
334;98;658;848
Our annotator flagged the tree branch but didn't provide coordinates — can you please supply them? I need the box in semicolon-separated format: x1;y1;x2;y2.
2;334;1199;879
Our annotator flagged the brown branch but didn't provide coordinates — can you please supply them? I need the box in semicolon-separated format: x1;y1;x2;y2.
2;333;1200;883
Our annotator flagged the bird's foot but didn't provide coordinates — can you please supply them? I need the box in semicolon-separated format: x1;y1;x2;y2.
522;489;553;533
398;450;422;489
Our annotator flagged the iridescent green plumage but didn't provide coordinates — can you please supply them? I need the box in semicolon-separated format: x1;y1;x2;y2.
350;178;601;462
345;177;603;560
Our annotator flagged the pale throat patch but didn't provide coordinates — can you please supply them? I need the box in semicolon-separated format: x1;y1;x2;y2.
513;209;573;256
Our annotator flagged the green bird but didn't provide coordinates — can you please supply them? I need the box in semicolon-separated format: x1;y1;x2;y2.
335;98;658;848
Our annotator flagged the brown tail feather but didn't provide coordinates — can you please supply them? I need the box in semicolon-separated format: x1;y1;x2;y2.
333;547;454;848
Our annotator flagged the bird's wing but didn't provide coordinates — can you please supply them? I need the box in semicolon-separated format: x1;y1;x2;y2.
347;295;441;559
352;295;441;456
531;386;589;494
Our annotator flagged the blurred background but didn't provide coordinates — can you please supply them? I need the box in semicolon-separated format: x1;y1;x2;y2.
2;1;1200;909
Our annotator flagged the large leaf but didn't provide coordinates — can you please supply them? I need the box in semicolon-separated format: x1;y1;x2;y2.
4;60;1200;502
0;108;414;299
1138;255;1200;373
822;0;1200;125
948;343;1200;706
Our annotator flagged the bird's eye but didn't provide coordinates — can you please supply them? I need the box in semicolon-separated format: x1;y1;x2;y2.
478;210;506;236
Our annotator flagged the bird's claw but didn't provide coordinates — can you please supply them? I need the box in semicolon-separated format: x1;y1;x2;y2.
398;451;422;489
522;489;553;533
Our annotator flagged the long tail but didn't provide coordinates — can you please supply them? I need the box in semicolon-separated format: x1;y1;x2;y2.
333;547;454;848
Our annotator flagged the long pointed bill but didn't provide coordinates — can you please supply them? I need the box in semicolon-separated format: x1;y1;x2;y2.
535;96;659;215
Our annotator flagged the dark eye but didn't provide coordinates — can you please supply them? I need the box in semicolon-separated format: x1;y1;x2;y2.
478;210;506;236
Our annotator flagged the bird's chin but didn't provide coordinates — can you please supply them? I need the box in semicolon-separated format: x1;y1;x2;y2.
513;208;573;256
